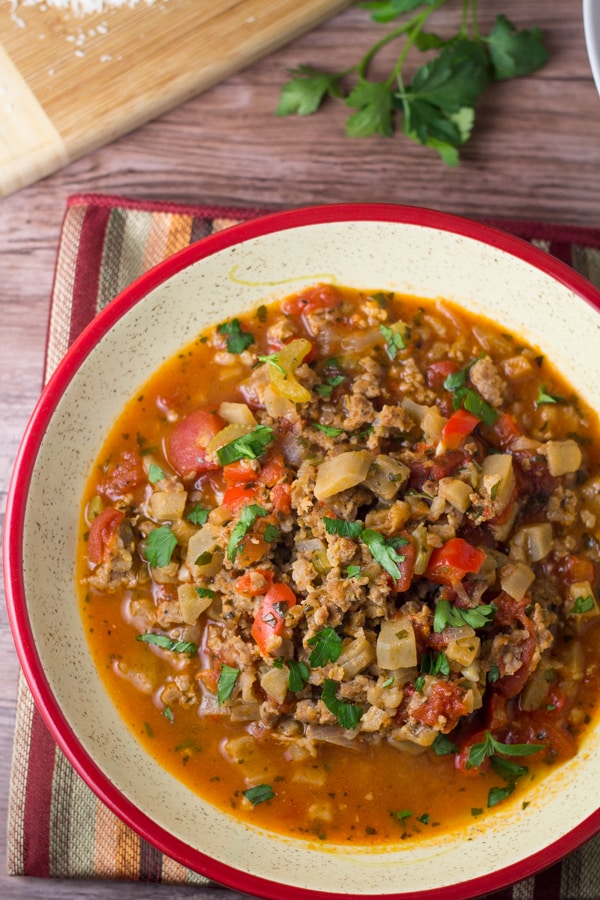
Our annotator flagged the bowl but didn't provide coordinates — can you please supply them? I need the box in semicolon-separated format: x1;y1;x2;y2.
584;0;600;97
4;204;600;900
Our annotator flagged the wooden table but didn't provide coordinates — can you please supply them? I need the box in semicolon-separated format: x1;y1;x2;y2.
1;1;599;897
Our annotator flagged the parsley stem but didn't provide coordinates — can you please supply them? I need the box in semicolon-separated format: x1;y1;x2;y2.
384;0;448;89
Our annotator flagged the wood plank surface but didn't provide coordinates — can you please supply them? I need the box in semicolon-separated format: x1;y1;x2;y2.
0;0;349;194
0;1;599;897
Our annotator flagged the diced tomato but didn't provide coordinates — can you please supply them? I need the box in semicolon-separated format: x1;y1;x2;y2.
502;712;577;762
222;484;258;513
440;409;480;450
98;450;145;498
251;582;297;656
259;450;286;488
223;460;257;485
412;681;470;731
270;482;292;514
557;553;596;586
235;568;275;596
166;407;225;478
425;537;486;585
408;449;468;491
390;533;416;592
427;360;458;390
87;507;125;565
281;284;341;317
492;412;523;449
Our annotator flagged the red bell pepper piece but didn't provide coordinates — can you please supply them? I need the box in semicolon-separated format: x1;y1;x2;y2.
426;537;486;585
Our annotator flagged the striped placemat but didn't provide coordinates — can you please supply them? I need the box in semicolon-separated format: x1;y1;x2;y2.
7;194;600;897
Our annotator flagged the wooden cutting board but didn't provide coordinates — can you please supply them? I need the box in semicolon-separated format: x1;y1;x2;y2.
0;0;348;197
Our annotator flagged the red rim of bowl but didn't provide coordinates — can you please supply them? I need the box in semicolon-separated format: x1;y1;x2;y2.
4;203;600;900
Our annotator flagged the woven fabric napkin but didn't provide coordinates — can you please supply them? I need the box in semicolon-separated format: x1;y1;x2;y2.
7;194;600;897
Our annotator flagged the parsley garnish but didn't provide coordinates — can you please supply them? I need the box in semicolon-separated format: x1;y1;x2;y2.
227;504;268;562
276;6;547;166
432;733;458;756
217;319;255;354
323;517;363;538
466;731;545;769
163;705;174;723
187;504;210;525
196;587;216;599
136;633;197;655
420;650;450;678
321;679;363;729
148;463;165;483
487;665;500;683
361;529;408;583
346;565;362;579
536;385;562;405
145;525;178;568
217;425;275;465
380;323;406;360
257;352;286;376
572;594;595;614
433;598;496;633
307;627;343;667
287;659;310;692
313;423;344;437
217;664;240;705
243;783;275;806
263;523;281;543
315;373;345;397
443;357;498;425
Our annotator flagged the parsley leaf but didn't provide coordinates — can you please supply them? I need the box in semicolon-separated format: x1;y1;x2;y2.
227;504;268;562
217;663;240;705
257;352;287;376
196;587;216;599
321;679;363;730
346;565;362;579
145;525;178;568
488;783;515;808
345;80;394;137
432;733;458;756
487;15;549;80
287;659;310;692
243;783;276;805
276;66;342;116
263;523;281;543
187;504;210;525
467;731;545;770
307;626;343;667
572;594;595;614
136;633;197;655
323;517;363;538
217;425;275;465
434;598;497;632
148;463;165;483
313;423;344;438
420;649;450;678
380;323;406;360
361;529;407;583
217;319;255;354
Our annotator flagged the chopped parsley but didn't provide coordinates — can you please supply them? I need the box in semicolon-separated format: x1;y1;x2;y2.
323;517;363;538
263;523;281;543
432;733;458;756
217;664;240;705
572;594;595;614
346;564;362;579
420;649;450;678
136;633;197;655
187;504;210;525
257;352;287;376
313;422;344;437
217;319;255;354
361;529;408;583
321;679;363;730
536;385;563;405
466;731;545;769
227;504;268;562
148;463;165;483
196;587;216;599
243;783;275;805
307;626;343;667
433;598;496;633
380;323;406;360
217;425;275;465
443;357;497;425
145;525;178;568
287;659;310;692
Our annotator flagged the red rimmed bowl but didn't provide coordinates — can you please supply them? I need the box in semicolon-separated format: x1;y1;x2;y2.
4;204;600;900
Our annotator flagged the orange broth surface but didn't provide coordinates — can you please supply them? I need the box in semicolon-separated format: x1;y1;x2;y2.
78;286;600;845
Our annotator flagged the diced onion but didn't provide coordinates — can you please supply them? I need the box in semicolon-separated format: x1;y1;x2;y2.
260;666;289;704
186;524;223;576
500;561;535;601
338;635;376;678
545;439;582;476
148;490;187;522
511;522;552;563
438;477;472;513
376;616;417;669
365;455;410;501
314;450;373;501
218;402;257;428
481;453;515;512
177;583;213;625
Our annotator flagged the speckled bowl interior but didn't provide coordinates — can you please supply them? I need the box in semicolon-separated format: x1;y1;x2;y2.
5;205;600;900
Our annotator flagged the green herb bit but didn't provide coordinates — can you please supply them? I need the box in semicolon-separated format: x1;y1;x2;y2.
323;517;363;538
217;425;275;465
536;385;562;405
136;633;198;655
451;385;498;426
416;813;430;825
391;809;412;825
360;529;407;583
313;423;344;438
196;587;216;599
321;679;363;730
263;523;281;543
414;675;425;693
148;463;166;483
380;323;406;360
432;733;458;756
420;650;450;678
487;665;500;683
346;564;362;579
434;598;497;633
287;659;310;692
227;504;268;562
217;663;240;705
572;594;595;614
187;504;210;525
217;318;255;354
307;626;343;667
466;731;545;770
488;783;515;808
257;352;287;377
243;783;276;806
163;705;174;723
471;807;484;817
145;525;178;568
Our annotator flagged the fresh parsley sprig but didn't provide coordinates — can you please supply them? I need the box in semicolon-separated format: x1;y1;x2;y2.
276;2;548;165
